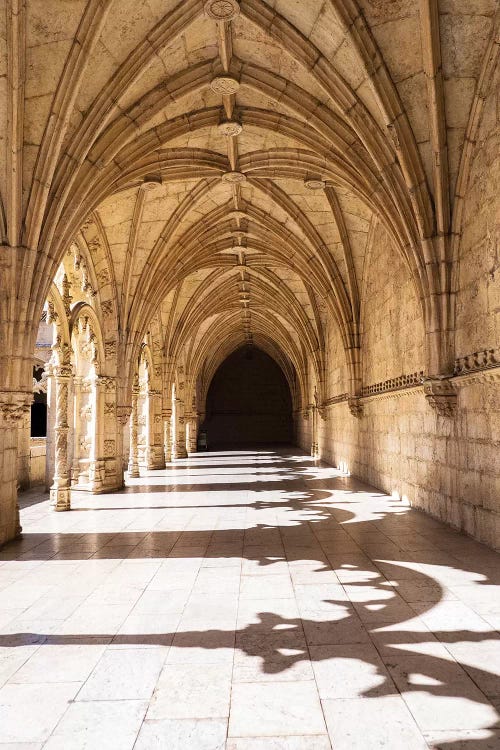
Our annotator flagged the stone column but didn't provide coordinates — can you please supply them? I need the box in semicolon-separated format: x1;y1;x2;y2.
146;390;165;469
88;374;105;491
49;365;72;511
116;405;131;487
187;415;198;453
162;409;172;463
45;363;56;491
0;392;32;544
174;399;188;459
310;405;319;458
71;376;82;484
17;408;31;490
128;375;140;478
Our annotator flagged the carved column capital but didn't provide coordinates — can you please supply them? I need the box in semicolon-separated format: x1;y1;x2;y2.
423;377;457;417
116;404;132;425
348;396;363;418
0;391;33;425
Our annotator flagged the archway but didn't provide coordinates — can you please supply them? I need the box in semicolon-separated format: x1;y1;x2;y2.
203;346;293;448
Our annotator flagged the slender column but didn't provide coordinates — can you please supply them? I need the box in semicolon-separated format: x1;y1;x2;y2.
144;389;164;469
128;375;140;477
0;392;32;544
187;416;198;453
45;363;56;491
175;399;188;459
310;405;318;458
88;374;105;491
17;408;31;490
71;376;82;483
49;365;72;511
116;405;131;487
162;409;172;463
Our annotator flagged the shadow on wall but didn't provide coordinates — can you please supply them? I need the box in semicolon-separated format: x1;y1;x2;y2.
202;346;293;445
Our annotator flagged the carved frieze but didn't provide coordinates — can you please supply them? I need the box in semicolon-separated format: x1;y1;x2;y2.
362;371;425;397
454;348;499;375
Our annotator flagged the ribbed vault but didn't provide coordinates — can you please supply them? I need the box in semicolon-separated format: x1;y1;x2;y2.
0;0;497;411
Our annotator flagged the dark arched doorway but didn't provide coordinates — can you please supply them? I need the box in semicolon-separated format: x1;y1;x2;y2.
203;346;293;448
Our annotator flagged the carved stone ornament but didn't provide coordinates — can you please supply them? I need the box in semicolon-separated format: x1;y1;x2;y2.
218;120;243;137
0;392;33;424
101;300;113;318
222;170;247;184
205;0;240;21
348;397;363;418
142;174;162;191
423;378;457;417
210;76;240;95
117;405;132;425
104;439;116;457
62;273;72;317
304;178;326;191
387;123;400;150
454;347;499;375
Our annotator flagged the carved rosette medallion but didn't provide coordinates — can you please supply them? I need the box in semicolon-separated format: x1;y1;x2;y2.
218;120;243;137
142;175;162;191
204;0;240;21
304;178;326;191
210;76;240;95
222;171;247;184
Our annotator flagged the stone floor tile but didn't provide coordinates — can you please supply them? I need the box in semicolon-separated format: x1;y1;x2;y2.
3;449;498;749
76;647;166;701
0;683;79;743
444;639;500;698
42;699;148;750
167;627;235;665
228;682;326;737
232;649;313;683
309;644;398;699
300;610;370;645
8;642;106;684
147;663;232;718
423;729;500;749
322;695;429;749
384;652;497;731
226;738;332;749
240;575;294;600
133;718;227;749
132;588;190;614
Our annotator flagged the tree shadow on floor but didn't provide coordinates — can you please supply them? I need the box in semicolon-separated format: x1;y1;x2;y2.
6;450;500;748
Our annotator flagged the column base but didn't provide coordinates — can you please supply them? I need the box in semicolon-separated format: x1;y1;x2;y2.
174;448;188;459
50;485;71;511
128;462;140;478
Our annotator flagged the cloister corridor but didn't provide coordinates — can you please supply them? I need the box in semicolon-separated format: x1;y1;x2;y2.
0;448;498;749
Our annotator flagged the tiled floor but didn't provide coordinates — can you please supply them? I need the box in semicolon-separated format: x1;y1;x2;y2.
1;447;500;749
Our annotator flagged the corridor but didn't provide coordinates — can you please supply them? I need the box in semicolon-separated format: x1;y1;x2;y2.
1;448;500;749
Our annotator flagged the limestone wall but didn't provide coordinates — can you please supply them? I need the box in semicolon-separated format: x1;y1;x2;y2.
296;172;500;548
29;438;46;487
455;66;499;357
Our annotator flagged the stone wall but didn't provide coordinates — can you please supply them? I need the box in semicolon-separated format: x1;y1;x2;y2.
455;65;499;357
29;438;47;487
296;188;500;549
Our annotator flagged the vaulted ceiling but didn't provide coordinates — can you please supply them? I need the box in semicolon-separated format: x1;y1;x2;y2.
3;0;498;394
